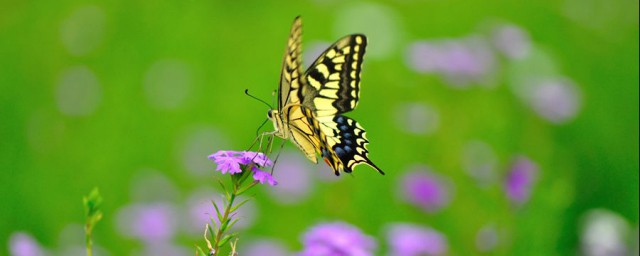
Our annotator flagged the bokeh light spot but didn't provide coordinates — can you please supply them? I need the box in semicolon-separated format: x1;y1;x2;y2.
394;102;440;135
581;209;632;256
462;140;498;186
267;151;314;204
143;59;193;110
55;66;102;116
177;126;229;177
334;2;403;60
60;5;106;56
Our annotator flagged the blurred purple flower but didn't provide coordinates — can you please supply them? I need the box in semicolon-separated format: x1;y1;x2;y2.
492;24;532;60
406;38;497;87
529;78;582;124
394;102;440;135
386;223;448;256
209;150;277;186
504;156;538;204
268;151;314;204
115;202;178;243
299;222;377;256
400;167;453;213
8;232;46;256
243;238;291;256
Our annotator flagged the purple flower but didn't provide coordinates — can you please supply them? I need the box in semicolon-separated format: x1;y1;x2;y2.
208;150;278;186
209;150;244;174
504;156;538;204
8;232;46;256
400;167;453;213
242;151;274;167
299;222;377;256
253;169;278;186
386;223;448;256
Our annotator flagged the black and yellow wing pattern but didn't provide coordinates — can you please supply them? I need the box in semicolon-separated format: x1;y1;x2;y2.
269;16;383;176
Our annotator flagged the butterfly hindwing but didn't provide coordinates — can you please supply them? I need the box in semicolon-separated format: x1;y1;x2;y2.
317;115;383;175
304;35;367;117
283;105;320;164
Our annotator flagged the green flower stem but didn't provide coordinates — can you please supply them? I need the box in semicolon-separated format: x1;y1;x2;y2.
212;182;237;256
211;165;258;256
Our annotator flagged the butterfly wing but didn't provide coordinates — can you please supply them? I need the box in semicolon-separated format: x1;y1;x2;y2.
278;16;304;109
283;105;320;163
317;115;383;175
303;34;367;117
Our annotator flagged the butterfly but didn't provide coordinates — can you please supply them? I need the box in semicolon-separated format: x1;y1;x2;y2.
266;16;384;176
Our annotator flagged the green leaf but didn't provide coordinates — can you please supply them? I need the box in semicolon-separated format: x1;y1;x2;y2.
219;218;231;233
215;178;231;201
83;187;103;219
226;218;240;231
217;234;234;247
230;198;252;213
236;182;257;195
208;217;217;234
211;200;223;224
195;246;208;256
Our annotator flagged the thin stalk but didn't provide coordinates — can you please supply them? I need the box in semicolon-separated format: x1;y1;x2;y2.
85;229;92;256
211;179;239;255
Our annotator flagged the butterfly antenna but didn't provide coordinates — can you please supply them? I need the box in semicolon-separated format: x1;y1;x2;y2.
245;89;273;109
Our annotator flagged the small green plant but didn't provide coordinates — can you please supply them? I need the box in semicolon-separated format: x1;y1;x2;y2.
83;187;103;256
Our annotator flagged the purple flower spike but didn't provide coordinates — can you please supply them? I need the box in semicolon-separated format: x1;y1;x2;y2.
386;223;448;256
505;156;538;204
252;168;278;186
299;222;377;256
400;167;453;213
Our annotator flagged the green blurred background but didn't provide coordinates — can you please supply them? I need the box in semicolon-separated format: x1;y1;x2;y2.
1;0;638;255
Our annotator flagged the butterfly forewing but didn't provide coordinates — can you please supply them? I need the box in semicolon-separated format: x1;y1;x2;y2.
278;16;304;109
304;35;367;117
